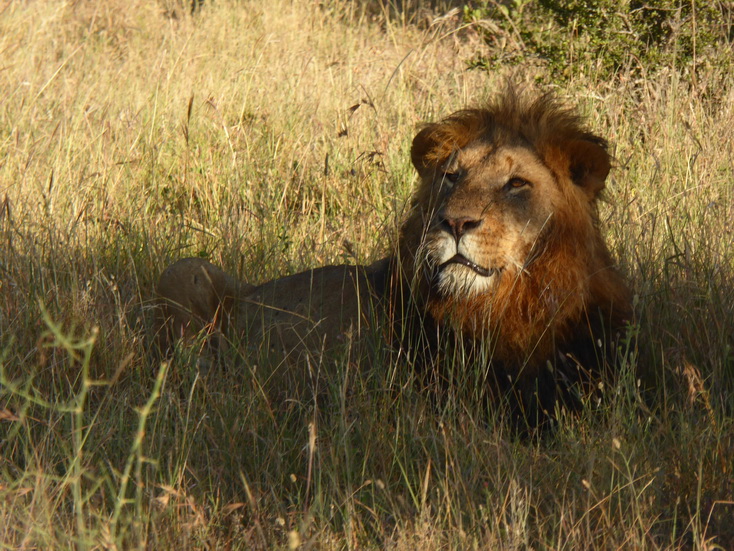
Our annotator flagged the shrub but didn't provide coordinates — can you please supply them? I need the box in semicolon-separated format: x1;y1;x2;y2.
465;0;732;82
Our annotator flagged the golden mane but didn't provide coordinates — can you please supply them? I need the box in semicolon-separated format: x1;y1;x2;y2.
400;89;631;383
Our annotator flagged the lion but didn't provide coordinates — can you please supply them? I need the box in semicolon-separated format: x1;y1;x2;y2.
155;89;632;424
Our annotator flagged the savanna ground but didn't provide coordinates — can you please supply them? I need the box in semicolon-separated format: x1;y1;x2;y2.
1;0;733;549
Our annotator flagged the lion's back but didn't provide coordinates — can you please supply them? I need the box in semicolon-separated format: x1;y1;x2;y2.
237;259;391;356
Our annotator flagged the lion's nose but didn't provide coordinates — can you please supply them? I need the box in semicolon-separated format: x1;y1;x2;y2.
439;214;482;242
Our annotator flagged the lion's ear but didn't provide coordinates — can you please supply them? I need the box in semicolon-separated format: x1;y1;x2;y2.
566;138;611;199
411;124;440;178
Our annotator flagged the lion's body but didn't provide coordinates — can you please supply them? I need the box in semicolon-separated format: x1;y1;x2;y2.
155;89;632;421
156;258;388;358
234;260;389;355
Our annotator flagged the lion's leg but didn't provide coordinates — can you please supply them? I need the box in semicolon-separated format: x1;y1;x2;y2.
154;257;252;356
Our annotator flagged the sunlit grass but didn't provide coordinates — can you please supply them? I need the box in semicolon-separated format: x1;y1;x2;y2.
0;0;732;548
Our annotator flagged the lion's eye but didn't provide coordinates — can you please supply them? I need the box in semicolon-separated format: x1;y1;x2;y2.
441;171;461;187
505;177;531;190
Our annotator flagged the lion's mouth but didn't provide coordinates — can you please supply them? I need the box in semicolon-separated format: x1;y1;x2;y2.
439;254;498;278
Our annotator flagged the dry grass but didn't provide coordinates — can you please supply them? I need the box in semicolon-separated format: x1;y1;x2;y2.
0;0;733;549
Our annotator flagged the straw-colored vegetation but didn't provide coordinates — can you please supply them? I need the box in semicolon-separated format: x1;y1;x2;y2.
0;0;732;548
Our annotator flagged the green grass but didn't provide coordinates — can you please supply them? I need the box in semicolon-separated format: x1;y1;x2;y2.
1;0;733;548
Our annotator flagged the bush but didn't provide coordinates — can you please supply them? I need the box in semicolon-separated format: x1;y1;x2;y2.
465;0;732;82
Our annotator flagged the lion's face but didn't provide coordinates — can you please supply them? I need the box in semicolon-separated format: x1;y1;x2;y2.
419;143;561;297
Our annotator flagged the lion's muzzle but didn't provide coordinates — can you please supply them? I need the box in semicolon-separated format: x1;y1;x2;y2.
439;254;497;278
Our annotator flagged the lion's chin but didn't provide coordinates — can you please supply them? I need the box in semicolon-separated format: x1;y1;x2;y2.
435;261;499;297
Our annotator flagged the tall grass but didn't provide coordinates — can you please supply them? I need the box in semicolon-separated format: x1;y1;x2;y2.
0;0;732;548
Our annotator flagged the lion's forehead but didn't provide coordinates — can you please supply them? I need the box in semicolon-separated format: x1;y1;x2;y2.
454;143;553;184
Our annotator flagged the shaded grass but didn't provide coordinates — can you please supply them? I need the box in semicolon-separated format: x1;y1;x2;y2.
0;0;733;548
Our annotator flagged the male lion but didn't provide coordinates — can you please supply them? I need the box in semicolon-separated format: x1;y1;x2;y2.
155;90;632;424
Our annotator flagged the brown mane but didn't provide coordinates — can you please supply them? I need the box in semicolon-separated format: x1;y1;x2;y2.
398;90;631;386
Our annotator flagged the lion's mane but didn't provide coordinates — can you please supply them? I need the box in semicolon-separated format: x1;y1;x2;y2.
393;91;632;410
